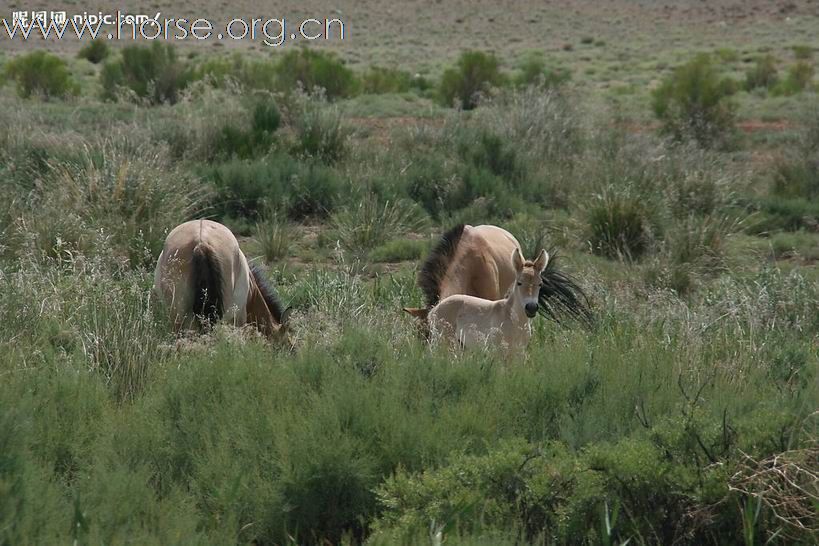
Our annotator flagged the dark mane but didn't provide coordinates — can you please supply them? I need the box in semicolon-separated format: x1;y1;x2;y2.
249;264;287;323
538;250;594;327
418;224;466;308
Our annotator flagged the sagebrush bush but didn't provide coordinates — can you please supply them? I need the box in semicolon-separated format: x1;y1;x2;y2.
361;66;413;94
439;51;506;109
275;49;357;99
207;154;346;220
77;39;110;64
101;43;190;104
289;95;350;162
744;55;779;91
4;51;77;99
775;61;815;96
514;55;570;89
652;54;737;147
189;53;277;90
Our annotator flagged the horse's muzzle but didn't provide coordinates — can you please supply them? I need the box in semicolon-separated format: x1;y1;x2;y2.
525;303;538;318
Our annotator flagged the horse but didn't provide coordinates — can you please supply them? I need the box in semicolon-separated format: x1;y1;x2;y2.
428;248;548;350
153;219;292;341
404;224;591;327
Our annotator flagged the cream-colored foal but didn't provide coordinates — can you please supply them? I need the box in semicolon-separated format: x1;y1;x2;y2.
427;248;548;350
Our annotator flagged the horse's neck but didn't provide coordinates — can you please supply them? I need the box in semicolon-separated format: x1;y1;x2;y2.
501;289;528;327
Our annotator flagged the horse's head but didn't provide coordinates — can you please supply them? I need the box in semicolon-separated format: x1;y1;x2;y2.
403;307;432;339
271;306;295;348
512;248;549;318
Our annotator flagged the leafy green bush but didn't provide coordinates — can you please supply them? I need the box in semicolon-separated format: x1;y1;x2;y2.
4;51;78;99
77;39;110;64
101;43;190;104
791;45;814;60
361;66;413;94
275;49;357;99
439;51;506;109
652;54;737;147
744;55;779;91
213;95;281;159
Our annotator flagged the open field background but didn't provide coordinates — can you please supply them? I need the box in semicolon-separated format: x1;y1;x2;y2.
1;1;818;544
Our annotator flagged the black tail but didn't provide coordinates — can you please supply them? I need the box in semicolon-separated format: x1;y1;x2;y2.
192;243;224;326
539;251;593;328
418;224;466;308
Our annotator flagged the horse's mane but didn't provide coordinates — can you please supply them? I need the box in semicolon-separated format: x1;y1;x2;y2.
418;224;466;308
538;250;594;327
249;264;287;323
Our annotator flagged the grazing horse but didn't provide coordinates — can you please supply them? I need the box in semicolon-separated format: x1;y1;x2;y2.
428;248;548;349
153;219;291;340
404;224;591;326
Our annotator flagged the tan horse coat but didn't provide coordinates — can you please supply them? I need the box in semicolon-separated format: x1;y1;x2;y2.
153;219;289;338
428;249;548;350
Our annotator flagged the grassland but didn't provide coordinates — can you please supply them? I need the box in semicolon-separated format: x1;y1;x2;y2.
1;1;818;544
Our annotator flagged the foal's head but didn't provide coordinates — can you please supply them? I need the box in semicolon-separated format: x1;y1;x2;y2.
511;248;549;318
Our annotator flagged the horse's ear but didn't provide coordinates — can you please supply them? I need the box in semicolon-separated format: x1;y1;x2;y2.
403;307;429;320
280;306;293;327
512;248;524;272
534;249;549;273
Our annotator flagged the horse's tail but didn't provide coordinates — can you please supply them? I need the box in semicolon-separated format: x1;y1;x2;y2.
538;251;594;328
191;242;224;326
418;224;466;308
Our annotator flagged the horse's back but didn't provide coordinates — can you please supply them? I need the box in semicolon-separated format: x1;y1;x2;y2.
440;225;521;301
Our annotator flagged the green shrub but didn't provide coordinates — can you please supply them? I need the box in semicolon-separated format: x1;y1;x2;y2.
652;54;737;147
791;45;814;60
514;55;570;89
101;43;190;104
587;189;656;259
4;51;78;99
206;154;345;220
8;137;206;267
439;51;506;109
744;55;779;91
77;40;110;64
189;53;277;90
290;98;350;163
254;211;293;262
774;61;815;96
361;66;413;94
275;49;357;99
213;95;281;159
331;198;427;253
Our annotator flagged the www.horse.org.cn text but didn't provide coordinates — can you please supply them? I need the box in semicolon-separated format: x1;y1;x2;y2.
2;10;346;47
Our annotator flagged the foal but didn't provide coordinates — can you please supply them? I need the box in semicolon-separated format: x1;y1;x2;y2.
427;248;548;350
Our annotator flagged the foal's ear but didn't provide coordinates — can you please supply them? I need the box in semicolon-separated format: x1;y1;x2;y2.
280;306;293;327
403;307;429;320
512;248;524;272
533;249;549;273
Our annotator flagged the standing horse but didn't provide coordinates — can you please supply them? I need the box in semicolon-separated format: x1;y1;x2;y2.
428;248;548;350
154;219;291;340
404;224;591;326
